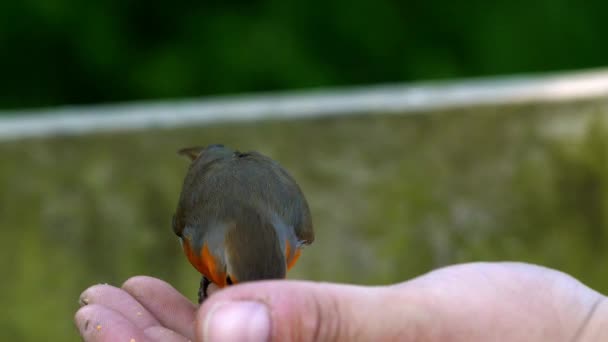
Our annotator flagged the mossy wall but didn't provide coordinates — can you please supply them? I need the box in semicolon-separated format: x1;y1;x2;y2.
1;100;607;340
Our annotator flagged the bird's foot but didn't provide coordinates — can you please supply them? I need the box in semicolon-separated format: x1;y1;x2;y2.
198;276;211;304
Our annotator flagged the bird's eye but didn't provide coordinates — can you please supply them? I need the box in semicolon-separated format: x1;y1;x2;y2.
172;214;182;237
226;275;233;285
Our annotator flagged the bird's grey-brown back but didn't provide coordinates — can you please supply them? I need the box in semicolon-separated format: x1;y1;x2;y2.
175;145;314;249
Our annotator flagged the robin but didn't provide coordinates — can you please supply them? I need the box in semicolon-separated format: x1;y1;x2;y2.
172;144;314;303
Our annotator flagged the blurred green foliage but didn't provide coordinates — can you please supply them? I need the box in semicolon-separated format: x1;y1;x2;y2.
1;0;608;109
1;100;608;340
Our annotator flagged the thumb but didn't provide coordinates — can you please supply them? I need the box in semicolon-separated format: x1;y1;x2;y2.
194;280;426;342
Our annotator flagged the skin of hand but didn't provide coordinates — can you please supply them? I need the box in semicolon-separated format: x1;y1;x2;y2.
74;262;608;342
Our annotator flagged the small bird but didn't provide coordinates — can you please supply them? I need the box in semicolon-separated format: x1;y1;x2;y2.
172;144;314;303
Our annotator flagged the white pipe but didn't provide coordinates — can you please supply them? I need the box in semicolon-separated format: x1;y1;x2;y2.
1;68;608;140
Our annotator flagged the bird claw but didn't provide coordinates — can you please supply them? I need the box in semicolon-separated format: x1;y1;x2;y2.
198;276;211;304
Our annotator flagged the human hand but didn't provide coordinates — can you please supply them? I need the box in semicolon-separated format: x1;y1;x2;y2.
74;262;607;341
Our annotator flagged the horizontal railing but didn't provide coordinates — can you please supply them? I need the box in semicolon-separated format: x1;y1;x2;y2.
1;68;608;140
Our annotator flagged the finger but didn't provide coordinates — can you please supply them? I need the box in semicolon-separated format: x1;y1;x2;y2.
144;326;191;342
79;284;160;330
574;298;608;341
193;263;608;342
122;276;197;340
195;280;423;342
75;304;147;342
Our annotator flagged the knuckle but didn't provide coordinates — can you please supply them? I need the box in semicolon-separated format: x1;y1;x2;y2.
309;291;349;342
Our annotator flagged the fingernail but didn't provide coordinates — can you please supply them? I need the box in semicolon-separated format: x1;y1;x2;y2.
204;301;270;342
79;294;89;306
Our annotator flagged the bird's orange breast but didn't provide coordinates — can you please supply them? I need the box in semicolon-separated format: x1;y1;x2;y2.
285;240;302;271
182;240;228;287
183;237;302;287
